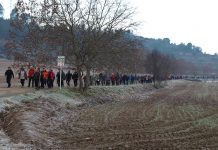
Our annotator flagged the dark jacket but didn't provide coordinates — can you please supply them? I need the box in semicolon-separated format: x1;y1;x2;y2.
66;72;72;81
34;71;41;81
56;71;66;81
5;69;14;79
72;72;78;80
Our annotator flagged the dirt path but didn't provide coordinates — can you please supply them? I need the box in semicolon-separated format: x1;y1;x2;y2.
0;74;35;97
0;87;35;98
1;81;218;149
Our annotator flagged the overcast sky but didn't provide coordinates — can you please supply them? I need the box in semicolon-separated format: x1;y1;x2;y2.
1;0;218;54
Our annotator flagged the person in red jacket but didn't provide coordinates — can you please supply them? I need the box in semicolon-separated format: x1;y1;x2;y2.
43;69;49;87
28;66;35;87
48;69;55;88
111;73;116;85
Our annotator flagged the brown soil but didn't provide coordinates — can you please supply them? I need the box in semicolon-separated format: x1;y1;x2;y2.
0;74;34;97
1;81;218;149
0;87;34;98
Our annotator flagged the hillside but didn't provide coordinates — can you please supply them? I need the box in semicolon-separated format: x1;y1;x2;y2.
130;33;218;74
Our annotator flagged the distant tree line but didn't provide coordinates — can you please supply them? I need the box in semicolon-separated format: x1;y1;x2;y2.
128;34;218;75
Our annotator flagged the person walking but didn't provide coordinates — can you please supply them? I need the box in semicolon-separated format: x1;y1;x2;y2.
5;67;14;88
28;66;35;87
56;69;66;87
72;71;79;87
42;69;49;88
18;67;27;87
105;73;111;86
111;73;116;86
40;68;45;88
48;69;55;88
34;68;41;90
115;72;120;86
66;70;72;86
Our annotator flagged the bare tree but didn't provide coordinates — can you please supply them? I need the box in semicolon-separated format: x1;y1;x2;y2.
5;0;58;65
9;0;138;90
145;50;175;88
96;31;145;74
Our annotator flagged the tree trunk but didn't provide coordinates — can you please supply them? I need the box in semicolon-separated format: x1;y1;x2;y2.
153;75;156;88
84;67;91;90
78;69;83;91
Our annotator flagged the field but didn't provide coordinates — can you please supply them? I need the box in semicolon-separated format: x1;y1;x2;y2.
0;80;218;149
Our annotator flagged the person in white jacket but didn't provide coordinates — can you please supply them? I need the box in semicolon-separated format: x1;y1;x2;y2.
18;67;27;87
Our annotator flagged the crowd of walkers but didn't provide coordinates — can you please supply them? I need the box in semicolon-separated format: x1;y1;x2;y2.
4;66;79;89
4;66;156;89
5;65;217;89
90;73;153;86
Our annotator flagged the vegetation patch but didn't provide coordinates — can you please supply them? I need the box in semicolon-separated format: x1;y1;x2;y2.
194;115;218;128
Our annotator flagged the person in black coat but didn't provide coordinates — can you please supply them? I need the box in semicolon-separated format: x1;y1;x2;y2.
72;71;79;87
5;67;14;88
56;69;66;87
34;68;41;90
66;70;72;86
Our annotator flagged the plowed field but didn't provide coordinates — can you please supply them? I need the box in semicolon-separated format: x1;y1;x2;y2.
1;81;218;149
